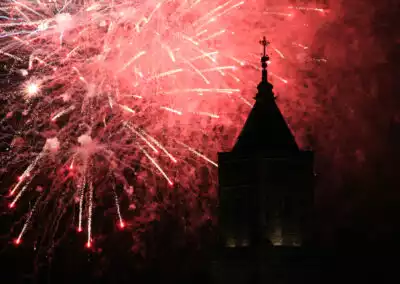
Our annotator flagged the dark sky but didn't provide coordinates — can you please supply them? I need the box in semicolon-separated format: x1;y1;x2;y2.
282;0;400;247
0;0;399;282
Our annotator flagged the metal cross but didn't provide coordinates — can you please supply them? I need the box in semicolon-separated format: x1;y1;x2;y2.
259;36;270;57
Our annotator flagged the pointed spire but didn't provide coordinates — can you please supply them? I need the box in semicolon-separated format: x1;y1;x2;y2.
232;36;299;154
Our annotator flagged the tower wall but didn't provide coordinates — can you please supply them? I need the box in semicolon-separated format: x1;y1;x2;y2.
218;151;314;248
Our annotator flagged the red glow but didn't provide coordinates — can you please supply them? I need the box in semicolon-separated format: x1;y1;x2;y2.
13;238;21;246
0;0;329;250
26;82;40;96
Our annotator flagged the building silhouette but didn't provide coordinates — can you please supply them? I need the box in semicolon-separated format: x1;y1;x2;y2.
213;37;315;284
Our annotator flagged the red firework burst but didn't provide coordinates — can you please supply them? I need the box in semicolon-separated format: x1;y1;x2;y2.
0;0;327;249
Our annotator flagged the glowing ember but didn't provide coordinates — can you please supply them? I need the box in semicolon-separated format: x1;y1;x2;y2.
25;82;39;97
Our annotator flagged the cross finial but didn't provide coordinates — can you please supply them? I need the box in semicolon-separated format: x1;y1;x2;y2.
259;36;270;82
255;37;274;101
259;36;270;57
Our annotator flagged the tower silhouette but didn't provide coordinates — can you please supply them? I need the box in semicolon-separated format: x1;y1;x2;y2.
217;37;314;251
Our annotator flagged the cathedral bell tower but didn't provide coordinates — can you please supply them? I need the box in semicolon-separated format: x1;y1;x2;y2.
218;37;314;249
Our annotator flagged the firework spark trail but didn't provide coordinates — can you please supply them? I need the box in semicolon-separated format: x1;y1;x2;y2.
113;187;124;229
125;123;159;154
77;176;85;233
160;106;183;115
139;145;174;186
9;152;44;197
140;130;177;163
14;192;43;245
9;184;29;209
51;105;76;121
86;180;94;248
0;0;328;248
176;140;218;167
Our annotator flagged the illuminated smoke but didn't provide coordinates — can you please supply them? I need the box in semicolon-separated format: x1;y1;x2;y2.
0;0;328;249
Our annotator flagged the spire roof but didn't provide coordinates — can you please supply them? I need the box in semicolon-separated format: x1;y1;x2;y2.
232;37;299;155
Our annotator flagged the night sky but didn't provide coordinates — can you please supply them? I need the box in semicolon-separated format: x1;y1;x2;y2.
309;0;400;244
1;0;400;283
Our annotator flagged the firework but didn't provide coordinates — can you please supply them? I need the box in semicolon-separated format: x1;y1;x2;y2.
0;0;327;250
